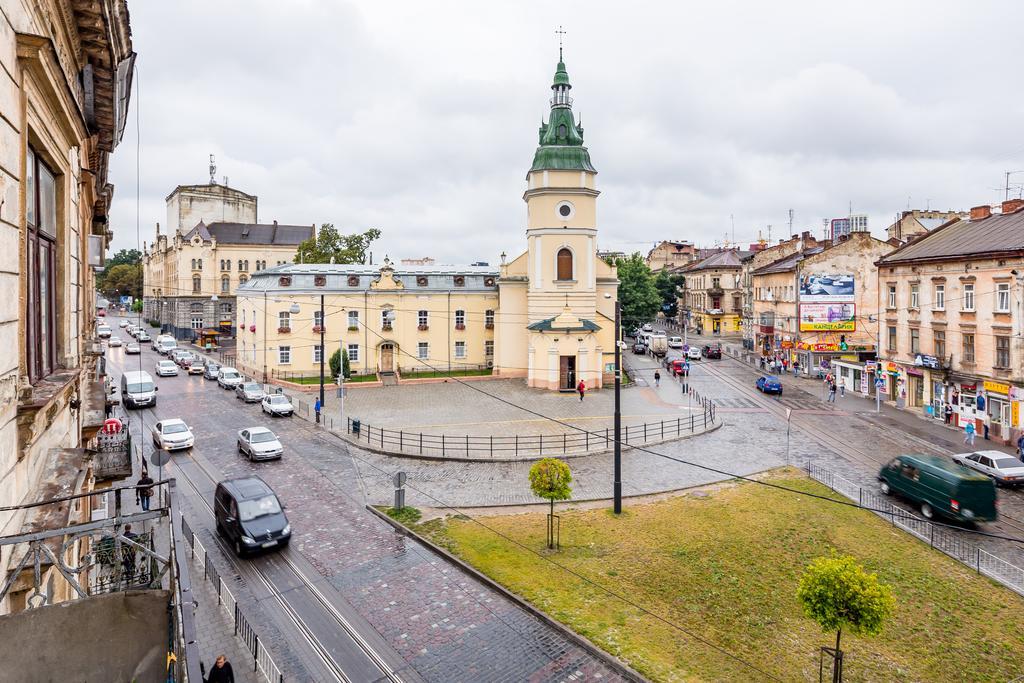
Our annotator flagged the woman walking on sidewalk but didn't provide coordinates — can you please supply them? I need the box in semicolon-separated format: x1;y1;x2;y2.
654;370;661;387
577;379;586;401
964;421;976;446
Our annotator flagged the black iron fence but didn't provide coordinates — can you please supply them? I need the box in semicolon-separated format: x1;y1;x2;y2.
346;396;717;460
179;516;284;683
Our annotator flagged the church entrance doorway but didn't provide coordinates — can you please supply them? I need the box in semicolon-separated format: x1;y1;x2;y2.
380;343;395;372
559;355;576;391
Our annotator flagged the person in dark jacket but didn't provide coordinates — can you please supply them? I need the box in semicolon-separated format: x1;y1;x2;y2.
577;379;586;401
206;655;234;683
136;470;154;511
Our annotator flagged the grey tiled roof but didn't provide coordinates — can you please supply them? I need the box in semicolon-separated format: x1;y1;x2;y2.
527;317;600;332
752;247;824;275
237;263;500;294
879;210;1024;263
184;221;314;246
685;250;753;271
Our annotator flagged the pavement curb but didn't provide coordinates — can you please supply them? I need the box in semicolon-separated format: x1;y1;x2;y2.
366;505;651;683
333;419;723;463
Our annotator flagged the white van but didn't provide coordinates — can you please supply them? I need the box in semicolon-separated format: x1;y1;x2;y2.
120;370;158;409
156;335;177;355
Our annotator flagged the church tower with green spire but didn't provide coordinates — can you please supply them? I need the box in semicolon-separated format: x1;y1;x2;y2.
493;51;616;391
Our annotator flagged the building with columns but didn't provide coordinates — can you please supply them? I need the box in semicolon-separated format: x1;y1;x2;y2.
235;53;617;391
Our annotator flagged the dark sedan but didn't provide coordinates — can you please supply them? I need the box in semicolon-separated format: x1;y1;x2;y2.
756;375;783;394
631;343;646;354
702;344;722;359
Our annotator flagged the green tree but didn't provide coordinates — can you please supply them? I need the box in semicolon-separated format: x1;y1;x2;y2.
528;458;573;549
294;224;381;265
654;269;685;318
96;248;142;299
99;263;143;301
614;253;661;329
329;348;351;379
797;554;896;681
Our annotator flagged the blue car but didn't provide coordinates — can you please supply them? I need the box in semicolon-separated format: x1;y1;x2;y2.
756;375;783;394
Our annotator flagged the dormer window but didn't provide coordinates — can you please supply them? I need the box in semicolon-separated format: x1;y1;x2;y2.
454;276;465;287
278;276;292;287
314;275;326;287
347;275;359;287
484;277;495;287
417;276;428;287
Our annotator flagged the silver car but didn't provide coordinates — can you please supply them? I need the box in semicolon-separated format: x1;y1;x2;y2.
155;360;179;377
108;337;123;347
235;382;265;403
952;450;1024;487
237;427;283;461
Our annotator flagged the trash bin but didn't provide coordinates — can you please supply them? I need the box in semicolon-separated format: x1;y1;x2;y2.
351;419;361;435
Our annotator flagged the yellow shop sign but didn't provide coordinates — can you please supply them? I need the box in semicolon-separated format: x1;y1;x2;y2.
983;380;1010;395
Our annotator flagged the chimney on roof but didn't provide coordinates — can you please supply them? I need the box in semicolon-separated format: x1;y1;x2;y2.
155;222;160;236
1001;199;1024;215
970;205;992;220
271;220;278;243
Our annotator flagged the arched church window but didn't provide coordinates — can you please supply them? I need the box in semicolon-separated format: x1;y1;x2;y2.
556;248;573;281
558;123;567;138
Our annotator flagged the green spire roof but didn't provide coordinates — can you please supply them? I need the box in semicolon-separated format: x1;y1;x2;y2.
529;54;596;175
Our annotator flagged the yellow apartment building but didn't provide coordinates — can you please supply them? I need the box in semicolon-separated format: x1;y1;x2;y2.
235;53;618;391
875;201;1024;445
142;183;313;340
680;250;749;336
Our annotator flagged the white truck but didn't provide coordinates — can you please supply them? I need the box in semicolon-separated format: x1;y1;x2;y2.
648;334;668;358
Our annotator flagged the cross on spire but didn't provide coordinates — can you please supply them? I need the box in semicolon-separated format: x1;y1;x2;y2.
555;25;566;60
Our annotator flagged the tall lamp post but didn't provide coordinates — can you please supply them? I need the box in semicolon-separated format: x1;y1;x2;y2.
606;293;623;514
318;294;326;414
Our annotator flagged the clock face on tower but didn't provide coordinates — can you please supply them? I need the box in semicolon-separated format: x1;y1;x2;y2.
556;201;574;219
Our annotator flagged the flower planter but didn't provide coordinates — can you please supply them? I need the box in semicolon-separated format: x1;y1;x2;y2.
278;327;291;334
347;326;359;332
455;324;466;331
312;326;324;333
485;323;494;330
418;325;429;331
249;324;256;332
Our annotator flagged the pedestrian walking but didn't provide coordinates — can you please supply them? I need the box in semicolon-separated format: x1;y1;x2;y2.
205;655;235;683
793;360;800;377
577;379;586;401
135;470;154;512
314;396;322;424
839;376;845;397
964;421;976;446
944;403;953;424
654;370;661;387
827;380;837;403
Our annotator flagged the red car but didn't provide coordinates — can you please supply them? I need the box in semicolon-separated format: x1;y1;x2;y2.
670;359;689;376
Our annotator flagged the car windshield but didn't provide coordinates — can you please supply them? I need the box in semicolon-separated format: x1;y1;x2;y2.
163;423;188;434
269;395;289;404
160;361;175;367
243;383;260;392
126;382;154;392
250;431;277;443
224;372;239;379
994;458;1021;469
237;495;281;522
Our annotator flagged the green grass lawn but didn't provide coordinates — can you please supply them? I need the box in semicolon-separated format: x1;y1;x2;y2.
400;368;493;379
282;374;379;384
413;471;1024;682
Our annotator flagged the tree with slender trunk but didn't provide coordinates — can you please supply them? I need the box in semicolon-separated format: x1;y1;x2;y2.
797;553;895;682
528;458;572;550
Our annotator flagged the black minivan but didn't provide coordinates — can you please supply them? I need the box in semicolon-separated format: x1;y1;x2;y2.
214;477;291;557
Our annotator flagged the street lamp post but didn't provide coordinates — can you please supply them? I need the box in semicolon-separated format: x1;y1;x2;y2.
606;293;623;514
319;294;326;417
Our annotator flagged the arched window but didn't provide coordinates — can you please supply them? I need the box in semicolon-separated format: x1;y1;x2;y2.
238;259;244;271
556;248;573;281
192;275;201;293
239;274;248;284
197;259;202;270
244;260;249;271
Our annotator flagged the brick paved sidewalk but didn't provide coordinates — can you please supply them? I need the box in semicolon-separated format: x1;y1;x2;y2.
187;552;258;683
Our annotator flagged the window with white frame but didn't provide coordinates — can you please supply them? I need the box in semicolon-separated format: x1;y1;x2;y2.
314;310;324;328
348;310;359;329
278;311;290;330
418;310;428;327
962;283;975;311
278;346;291;364
485;340;494;357
417;342;429;359
313;344;323;363
934;284;945;310
887;285;896;309
454;341;466;358
221;275;230;293
485;309;494;326
381;310;393;329
910;284;919;309
191;316;203;330
347;343;359;362
996;282;1010;312
454;310;465;327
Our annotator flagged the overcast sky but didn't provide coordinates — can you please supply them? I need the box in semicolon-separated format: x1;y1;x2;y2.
108;0;1024;264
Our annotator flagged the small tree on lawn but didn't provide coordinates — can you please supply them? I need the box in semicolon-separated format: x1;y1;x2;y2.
796;554;895;682
528;458;572;549
329;348;351;380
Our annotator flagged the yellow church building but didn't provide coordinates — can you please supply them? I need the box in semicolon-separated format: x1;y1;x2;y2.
235;53;618;391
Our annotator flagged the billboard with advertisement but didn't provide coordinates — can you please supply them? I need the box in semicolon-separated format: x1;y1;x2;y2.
798;273;855;302
799;303;856;331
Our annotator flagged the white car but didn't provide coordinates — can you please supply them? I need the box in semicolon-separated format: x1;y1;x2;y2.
642;323;653;332
687;346;702;360
155;360;179;377
217;367;244;389
151;418;195;451
237;427;283;461
97;325;112;338
119;319;129;328
667;336;684;349
262;393;294;417
952;450;1024;487
108;337;123;347
125;342;141;354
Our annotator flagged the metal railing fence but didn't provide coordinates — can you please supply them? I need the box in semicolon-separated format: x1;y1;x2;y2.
179;516;285;683
804;462;1024;597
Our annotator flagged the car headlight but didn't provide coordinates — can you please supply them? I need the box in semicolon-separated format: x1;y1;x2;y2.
282;524;291;535
241;536;256;545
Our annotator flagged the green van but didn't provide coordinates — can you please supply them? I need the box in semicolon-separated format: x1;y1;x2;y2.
878;454;997;523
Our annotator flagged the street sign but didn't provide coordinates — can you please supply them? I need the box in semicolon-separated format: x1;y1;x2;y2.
683;345;689;352
874;378;885;388
150;449;171;467
392;471;407;489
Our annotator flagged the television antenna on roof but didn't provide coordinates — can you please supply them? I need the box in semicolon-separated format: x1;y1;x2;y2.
209;154;216;185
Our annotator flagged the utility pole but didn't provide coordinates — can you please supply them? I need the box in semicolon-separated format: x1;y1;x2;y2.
319;293;326;417
613;298;622;514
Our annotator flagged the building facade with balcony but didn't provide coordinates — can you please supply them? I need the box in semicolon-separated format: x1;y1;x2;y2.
142;183;313;342
679;250;749;336
0;0;134;614
748;234;820;357
875;201;1024;444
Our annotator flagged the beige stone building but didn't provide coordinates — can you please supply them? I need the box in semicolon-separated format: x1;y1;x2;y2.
646;240;695;271
875;201;1024;444
142;182;313;341
679;250;749;336
0;0;134;612
748;233;820;356
236;53;618;391
884;209;964;244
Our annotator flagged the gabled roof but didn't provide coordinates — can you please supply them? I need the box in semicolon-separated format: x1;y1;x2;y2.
183;221;314;246
527;316;601;333
752;247;825;275
879;210;1024;264
684;250;752;272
